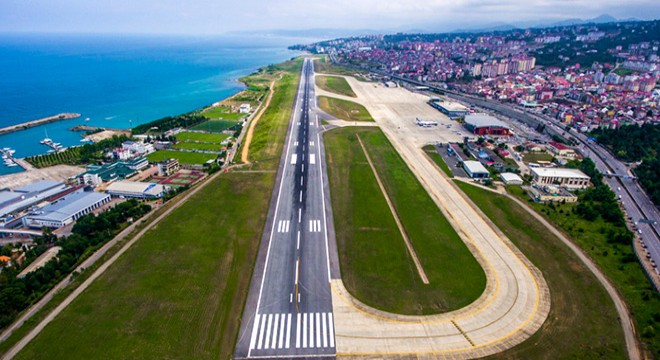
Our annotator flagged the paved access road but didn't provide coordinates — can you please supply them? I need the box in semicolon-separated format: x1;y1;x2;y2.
235;58;338;359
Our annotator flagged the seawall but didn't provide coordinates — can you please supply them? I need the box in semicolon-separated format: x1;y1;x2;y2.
0;113;81;136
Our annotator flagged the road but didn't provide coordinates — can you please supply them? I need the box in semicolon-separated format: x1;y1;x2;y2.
235;58;338;359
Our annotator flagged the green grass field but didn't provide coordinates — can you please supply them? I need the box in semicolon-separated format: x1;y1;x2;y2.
422;145;454;178
523;152;554;163
14;171;273;360
201;106;246;120
315;75;356;97
173;142;224;152
509;186;660;357
191;120;240;133
175;132;231;143
318;96;374;122
456;182;627;359
313;56;368;80
247;59;303;168
147;150;216;165
325;127;485;314
12;58;304;360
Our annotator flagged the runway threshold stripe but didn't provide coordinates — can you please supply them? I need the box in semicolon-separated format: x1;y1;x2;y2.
285;313;292;349
302;313;307;348
309;312;315;348
249;314;261;350
296;313;301;348
322;312;328;347
329;313;335;348
264;314;273;349
257;313;266;349
271;314;280;349
277;314;286;349
316;312;321;348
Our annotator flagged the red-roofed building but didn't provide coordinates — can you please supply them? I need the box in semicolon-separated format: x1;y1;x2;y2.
547;142;577;158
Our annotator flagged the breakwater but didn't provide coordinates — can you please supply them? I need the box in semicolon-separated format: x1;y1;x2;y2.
0;113;81;135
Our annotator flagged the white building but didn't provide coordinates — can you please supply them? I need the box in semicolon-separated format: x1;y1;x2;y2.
22;191;111;229
106;181;168;199
238;104;251;114
463;160;490;179
530;167;591;190
122;141;155;155
500;172;523;185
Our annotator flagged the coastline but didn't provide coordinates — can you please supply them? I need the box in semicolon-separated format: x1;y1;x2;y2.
0;113;81;136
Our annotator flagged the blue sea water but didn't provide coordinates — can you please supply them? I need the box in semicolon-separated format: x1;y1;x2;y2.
0;33;304;176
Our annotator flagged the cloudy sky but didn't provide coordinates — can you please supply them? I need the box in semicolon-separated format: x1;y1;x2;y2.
1;0;659;35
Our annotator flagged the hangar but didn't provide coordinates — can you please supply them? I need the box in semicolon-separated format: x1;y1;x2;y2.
464;114;511;136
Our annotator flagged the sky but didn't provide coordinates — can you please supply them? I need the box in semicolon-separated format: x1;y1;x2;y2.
1;0;659;35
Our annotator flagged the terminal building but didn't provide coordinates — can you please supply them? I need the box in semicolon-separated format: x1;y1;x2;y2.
464;114;511;136
105;181;168;199
22;190;111;229
530;167;591;190
429;100;470;119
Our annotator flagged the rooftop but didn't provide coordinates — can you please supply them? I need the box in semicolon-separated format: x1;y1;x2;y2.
465;114;510;129
463;160;490;174
531;167;590;179
15;180;64;194
106;181;165;196
26;191;110;222
433;101;468;111
548;142;572;151
500;172;523;182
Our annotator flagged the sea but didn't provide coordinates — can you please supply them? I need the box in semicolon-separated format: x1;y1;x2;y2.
0;33;307;176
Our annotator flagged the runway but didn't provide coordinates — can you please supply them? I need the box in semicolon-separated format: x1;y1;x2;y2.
235;58;338;359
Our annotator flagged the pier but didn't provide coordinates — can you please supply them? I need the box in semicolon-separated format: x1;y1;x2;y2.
0;113;81;136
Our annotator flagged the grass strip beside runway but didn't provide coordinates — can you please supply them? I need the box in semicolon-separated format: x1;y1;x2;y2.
456;182;627;359
325;127;485;314
315;75;356;98
317;96;374;122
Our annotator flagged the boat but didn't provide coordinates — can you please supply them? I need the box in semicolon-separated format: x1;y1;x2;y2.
40;130;53;145
85;117;90;121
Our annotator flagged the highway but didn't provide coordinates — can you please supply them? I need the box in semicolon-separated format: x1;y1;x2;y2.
235;58;337;359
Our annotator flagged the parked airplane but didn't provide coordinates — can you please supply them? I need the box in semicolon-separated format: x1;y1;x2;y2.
416;117;438;127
